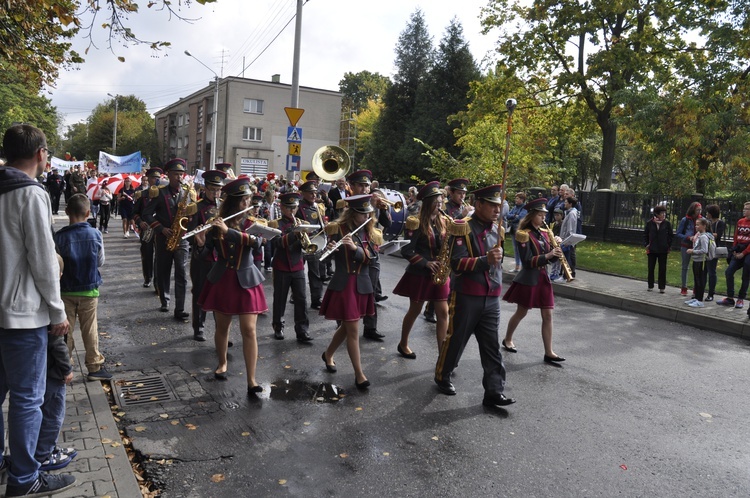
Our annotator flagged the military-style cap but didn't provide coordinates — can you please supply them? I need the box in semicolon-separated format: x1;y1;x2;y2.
145;167;163;178
347;169;372;185
346;194;375;214
252;193;263;205
472;184;504;205
164;158;187;172
215;163;234;173
524;197;549;213
202;170;227;187
304;171;320;182
447;178;469;191
299;180;318;193
417;181;442;201
222;177;252;197
280;192;301;207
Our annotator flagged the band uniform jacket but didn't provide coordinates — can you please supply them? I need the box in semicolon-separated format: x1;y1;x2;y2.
444;199;466;220
448;217;502;296
401;217;446;277
296;199;326;257
202;219;265;289
131;187;150;227
187;198;220;261
268;216;305;272
142;184;197;236
512;226;558;286
324;222;373;294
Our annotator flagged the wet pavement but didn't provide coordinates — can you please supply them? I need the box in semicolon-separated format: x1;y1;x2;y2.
3;213;750;497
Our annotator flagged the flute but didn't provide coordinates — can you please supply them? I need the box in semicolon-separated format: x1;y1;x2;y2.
319;217;373;261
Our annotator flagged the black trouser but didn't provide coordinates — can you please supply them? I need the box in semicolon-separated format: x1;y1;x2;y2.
273;269;309;337
99;204;111;230
154;235;188;312
264;239;274;269
190;255;211;334
50;191;61;214
140;238;155;284
435;292;506;398
305;255;323;303
692;260;708;301
363;261;379;332
647;252;668;290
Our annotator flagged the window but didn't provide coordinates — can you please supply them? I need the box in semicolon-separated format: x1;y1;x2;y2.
183;136;189;149
185;114;190;126
178;114;184;127
243;99;264;114
177;137;183;149
242;127;262;141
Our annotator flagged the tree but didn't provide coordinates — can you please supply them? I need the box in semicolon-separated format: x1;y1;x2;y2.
339;71;391;112
480;0;730;189
0;0;217;87
408;18;480;172
365;9;434;180
0;67;62;150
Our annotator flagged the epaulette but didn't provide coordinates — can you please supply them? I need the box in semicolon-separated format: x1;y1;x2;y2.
448;217;471;237
405;215;420;231
371;227;384;246
515;229;530;244
148;185;161;198
267;218;280;229
498;225;506;241
184;203;198;216
325;221;340;236
189;189;197;202
254;218;268;227
134;190;143;201
335;199;346;210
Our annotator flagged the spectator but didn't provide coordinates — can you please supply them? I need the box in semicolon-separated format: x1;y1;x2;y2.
676;202;703;297
704;204;725;301
685;218;712;307
0;123;76;496
504;192;527;272
717;202;750;309
559;196;579;280
644;205;673;293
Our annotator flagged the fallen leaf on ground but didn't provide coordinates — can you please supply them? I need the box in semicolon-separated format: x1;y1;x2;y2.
134;426;147;432
101;438;113;444
431;436;439;441
699;412;712;418
278;479;287;485
170;420;180;426
303;422;311;426
339;453;349;458
159;414;169;419
241;432;251;436
185;423;198;430
355;407;363;411
211;474;225;483
105;454;115;459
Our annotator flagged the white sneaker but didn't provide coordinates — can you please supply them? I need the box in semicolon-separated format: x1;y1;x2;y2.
684;298;697;305
688;301;705;307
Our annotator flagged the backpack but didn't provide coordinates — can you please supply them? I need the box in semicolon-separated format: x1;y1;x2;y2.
706;234;716;261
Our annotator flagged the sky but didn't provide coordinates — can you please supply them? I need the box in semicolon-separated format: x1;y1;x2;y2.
48;0;501;131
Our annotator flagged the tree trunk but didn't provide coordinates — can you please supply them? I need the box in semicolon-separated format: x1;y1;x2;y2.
695;156;709;194
598;120;617;190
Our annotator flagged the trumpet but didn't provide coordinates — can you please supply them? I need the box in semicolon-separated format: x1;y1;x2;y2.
294;217;319;254
373;192;403;212
319;217;373;261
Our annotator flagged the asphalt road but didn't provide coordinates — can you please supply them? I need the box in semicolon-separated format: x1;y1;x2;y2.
97;233;750;497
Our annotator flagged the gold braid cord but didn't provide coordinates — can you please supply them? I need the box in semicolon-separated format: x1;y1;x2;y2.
405;215;420;231
515;229;530;244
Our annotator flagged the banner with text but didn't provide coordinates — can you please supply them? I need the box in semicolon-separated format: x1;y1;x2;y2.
98;151;142;174
50;157;85;172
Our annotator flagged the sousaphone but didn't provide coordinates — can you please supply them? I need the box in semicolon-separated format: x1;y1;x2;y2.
312;145;351;181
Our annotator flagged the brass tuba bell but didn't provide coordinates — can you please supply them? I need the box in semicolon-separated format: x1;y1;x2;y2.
312;145;351;181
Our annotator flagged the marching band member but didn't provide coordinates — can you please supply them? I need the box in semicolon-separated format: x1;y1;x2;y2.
186;170;226;341
268;192;313;342
320;194;378;390
132;167;163;288
393;182;451;358
142;159;197;320
502;197;566;364
296;180;326;309
434;184;516;408
197;177;267;396
443;178;470;220
251;194;265;271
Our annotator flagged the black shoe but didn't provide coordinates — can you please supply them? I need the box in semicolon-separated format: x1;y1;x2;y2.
363;329;385;341
544;354;566;363
248;384;263;394
296;332;313;342
143;281;151;288
214;370;228;381
501;339;518;353
397;344;417;359
310;300;322;310
274;329;284;340
322;352;337;372
375;295;388;302
159;305;169;312
423;312;437;323
355;378;371;390
174;311;189;321
5;472;77;497
434;377;456;395
194;333;206;342
483;394;516;408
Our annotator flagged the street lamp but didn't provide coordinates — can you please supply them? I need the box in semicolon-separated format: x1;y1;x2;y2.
107;93;118;154
185;50;219;170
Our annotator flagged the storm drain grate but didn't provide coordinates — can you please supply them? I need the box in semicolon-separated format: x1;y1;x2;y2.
110;375;176;407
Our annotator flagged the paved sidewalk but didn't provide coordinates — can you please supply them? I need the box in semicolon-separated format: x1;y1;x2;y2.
1;328;141;498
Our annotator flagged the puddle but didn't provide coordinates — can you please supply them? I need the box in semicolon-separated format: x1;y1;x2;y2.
268;379;344;403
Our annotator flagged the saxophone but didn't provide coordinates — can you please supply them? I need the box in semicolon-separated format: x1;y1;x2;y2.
432;213;453;285
542;220;574;282
166;184;192;252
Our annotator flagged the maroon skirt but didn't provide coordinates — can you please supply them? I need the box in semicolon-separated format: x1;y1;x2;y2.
319;274;375;322
198;268;268;315
393;272;450;302
502;270;555;309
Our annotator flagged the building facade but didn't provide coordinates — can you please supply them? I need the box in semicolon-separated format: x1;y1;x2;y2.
154;76;342;178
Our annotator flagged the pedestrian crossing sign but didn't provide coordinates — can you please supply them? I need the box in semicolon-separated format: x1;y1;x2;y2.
287;127;303;143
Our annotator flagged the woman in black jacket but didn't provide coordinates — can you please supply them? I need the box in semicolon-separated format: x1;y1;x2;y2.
644;205;674;293
704;204;725;301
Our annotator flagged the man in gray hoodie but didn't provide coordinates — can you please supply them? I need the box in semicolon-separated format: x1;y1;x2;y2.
0;124;77;497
